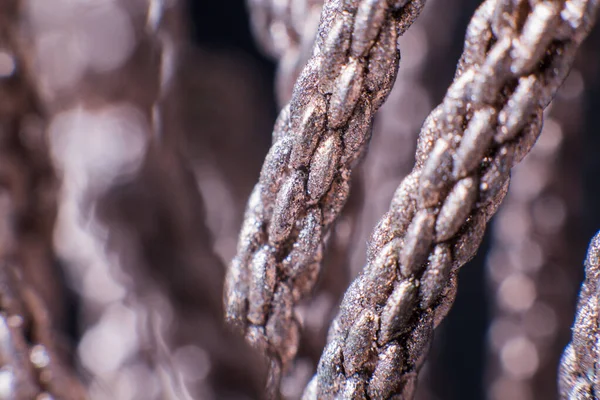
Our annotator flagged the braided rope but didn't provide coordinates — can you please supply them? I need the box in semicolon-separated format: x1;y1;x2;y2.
225;0;427;392
373;3;462;398
485;70;586;400
351;0;460;278
559;232;600;399
304;0;599;398
282;176;363;398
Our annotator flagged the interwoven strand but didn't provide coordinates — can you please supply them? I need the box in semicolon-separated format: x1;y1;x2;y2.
485;71;585;400
361;3;462;398
351;0;459;278
559;232;600;399
225;0;427;393
247;0;324;105
303;0;599;398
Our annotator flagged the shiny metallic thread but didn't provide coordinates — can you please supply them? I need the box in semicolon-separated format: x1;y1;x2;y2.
225;0;427;394
351;2;460;397
299;0;599;398
0;0;596;398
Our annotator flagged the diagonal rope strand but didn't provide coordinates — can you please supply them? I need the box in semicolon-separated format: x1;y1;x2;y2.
225;0;428;394
305;1;600;398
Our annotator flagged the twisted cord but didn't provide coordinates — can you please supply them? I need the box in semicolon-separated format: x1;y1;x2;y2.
559;232;600;399
225;0;427;392
368;3;462;398
347;2;459;397
350;0;460;278
305;0;600;398
283;175;363;398
485;70;586;400
247;0;325;105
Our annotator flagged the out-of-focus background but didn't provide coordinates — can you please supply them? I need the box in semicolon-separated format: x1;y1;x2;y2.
3;0;600;399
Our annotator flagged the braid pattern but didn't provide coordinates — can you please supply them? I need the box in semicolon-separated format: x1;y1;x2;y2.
485;69;587;399
305;0;600;398
225;0;427;393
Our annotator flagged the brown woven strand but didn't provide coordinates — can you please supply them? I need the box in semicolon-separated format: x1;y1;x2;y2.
225;0;428;393
305;0;600;398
